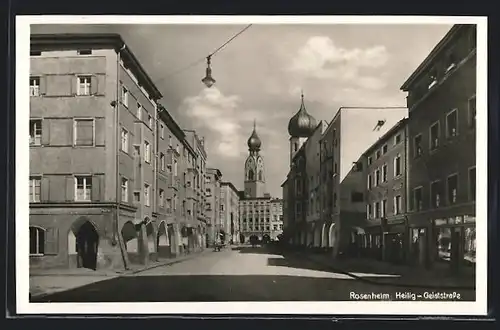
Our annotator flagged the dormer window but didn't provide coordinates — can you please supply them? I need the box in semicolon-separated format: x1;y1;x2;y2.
445;53;457;73
428;68;438;89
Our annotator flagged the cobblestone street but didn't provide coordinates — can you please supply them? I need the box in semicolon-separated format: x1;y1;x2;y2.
31;245;475;302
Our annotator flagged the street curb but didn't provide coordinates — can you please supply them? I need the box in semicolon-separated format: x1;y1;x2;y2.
30;249;212;301
288;251;475;290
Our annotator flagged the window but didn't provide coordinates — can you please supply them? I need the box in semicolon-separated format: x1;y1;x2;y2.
375;169;381;186
446;109;458;138
133;145;140;158
367;156;372;165
394;195;402;215
382;164;388;182
468;96;476;129
414;134;423;157
160;124;164;139
77;49;92;55
144;183;150;206
121;86;129;107
121;178;128;202
75;176;92;201
374;201;381;218
169;135;172;146
144;141;151;163
121;128;129;152
414;187;423;211
429;121;440;150
447;174;458;204
133;191;140;202
159;189;165;207
173;160;178;176
445;53;457;73
469;167;476;201
77;76;91;96
366;204;372;219
376;150;381;159
206;188;212;196
428;68;438;89
160;153;165;171
29;119;42;146
381;199;387;217
166;198;172;213
29;226;45;255
136;103;142;119
394;154;402;177
74;119;94;146
148;114;153;128
394;133;402;145
382;144;388;154
29;176;41;202
29;77;40;96
430;180;442;208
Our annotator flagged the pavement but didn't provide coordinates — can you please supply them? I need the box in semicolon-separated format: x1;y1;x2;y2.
30;249;212;298
30;245;475;302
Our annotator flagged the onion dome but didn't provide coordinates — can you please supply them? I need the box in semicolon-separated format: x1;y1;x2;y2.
287;92;317;138
247;120;262;151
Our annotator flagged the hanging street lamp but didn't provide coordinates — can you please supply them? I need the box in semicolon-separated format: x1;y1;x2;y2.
201;55;216;88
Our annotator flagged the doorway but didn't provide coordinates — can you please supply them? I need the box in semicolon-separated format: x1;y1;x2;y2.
76;221;99;270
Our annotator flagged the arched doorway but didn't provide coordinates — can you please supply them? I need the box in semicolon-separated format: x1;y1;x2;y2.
157;221;170;258
321;223;328;248
329;223;336;249
75;221;99;270
145;219;156;261
121;221;138;264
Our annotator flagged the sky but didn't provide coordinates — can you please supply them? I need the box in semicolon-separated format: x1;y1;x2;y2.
31;23;452;198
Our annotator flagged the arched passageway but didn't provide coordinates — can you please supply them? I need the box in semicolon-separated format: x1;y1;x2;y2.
121;221;139;264
145;219;156;260
157;221;171;258
329;223;336;249
73;221;99;270
313;224;321;248
321;223;328;248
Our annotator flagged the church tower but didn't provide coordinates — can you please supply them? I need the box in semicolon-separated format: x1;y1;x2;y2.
244;120;266;198
287;91;317;166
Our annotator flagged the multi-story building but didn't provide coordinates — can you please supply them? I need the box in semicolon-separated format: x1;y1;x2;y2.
220;181;240;244
183;130;208;249
206;168;222;245
28;33;164;270
28;33;208;271
239;122;283;242
359;118;409;263
282;93;408;257
400;24;476;271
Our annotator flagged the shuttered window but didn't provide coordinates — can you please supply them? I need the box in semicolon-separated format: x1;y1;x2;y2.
29;176;41;202
74;119;94;146
75;176;92;201
29;226;45;255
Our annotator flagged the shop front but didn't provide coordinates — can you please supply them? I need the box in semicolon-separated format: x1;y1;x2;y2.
431;215;476;272
382;218;407;264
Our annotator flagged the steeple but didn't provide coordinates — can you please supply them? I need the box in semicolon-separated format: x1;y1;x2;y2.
287;90;317;138
247;119;262;152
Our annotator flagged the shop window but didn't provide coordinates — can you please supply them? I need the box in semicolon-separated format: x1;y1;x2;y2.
436;227;452;262
463;227;476;264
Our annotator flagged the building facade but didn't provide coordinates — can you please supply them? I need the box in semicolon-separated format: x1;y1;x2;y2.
358;119;409;263
400;24;476;271
28;33;207;271
282;93;409;257
206;168;222;245
220;181;240;244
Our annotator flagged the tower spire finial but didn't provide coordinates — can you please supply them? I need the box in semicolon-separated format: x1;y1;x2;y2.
253;118;256;130
301;89;304;100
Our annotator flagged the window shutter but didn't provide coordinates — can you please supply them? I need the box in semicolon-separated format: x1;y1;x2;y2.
90;75;98;95
44;227;59;255
70;75;77;96
41;176;50;202
66;176;74;201
92;175;101;201
41;119;50;145
39;76;47;95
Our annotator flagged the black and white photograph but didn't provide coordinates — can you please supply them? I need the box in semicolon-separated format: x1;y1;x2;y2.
16;15;487;315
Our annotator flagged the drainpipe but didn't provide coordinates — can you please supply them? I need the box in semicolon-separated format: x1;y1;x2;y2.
115;44;128;270
404;122;410;264
153;101;158;258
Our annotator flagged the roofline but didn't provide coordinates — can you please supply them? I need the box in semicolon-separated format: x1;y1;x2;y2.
207;167;223;178
362;118;409;157
31;33;162;100
158;105;185;143
221;181;239;195
400;24;466;91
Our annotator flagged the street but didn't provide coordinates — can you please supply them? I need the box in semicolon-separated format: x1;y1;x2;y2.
31;246;475;302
